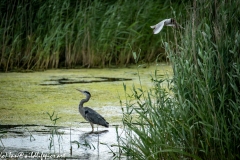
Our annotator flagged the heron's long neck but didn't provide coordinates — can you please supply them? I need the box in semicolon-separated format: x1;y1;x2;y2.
79;96;90;112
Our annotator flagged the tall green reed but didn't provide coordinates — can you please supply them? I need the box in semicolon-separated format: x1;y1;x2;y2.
1;0;178;71
118;0;240;159
169;0;240;158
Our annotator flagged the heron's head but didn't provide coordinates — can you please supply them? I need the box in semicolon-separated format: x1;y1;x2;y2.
76;89;91;97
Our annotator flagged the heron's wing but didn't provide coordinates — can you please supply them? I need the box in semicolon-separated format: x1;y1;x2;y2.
84;107;109;127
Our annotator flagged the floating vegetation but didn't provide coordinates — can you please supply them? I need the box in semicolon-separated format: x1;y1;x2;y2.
40;77;132;85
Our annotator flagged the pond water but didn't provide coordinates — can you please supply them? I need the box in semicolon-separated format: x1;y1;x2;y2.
0;125;123;159
0;64;172;159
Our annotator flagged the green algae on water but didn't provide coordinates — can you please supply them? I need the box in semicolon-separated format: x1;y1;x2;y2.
0;64;172;127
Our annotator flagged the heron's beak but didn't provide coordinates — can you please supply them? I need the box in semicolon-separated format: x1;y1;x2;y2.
76;89;83;93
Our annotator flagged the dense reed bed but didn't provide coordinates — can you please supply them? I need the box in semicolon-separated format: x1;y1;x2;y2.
119;0;240;159
0;0;182;71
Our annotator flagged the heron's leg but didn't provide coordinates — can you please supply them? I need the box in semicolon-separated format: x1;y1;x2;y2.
90;122;94;132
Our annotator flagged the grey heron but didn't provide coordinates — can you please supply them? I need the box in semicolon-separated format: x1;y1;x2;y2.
76;89;109;132
150;18;180;34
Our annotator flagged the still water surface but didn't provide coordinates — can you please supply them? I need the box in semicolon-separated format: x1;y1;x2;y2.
0;64;172;159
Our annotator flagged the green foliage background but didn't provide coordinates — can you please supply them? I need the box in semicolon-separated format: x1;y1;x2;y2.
0;0;183;71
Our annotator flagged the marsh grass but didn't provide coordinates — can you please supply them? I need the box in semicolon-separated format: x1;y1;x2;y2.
46;111;63;153
0;0;179;71
118;0;240;159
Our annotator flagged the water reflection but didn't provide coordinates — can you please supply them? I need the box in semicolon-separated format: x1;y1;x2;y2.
78;130;109;159
0;125;123;159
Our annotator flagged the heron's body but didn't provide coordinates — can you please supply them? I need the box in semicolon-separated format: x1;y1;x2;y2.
77;89;109;132
150;18;177;34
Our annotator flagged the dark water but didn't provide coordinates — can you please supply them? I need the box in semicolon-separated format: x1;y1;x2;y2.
40;77;132;85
